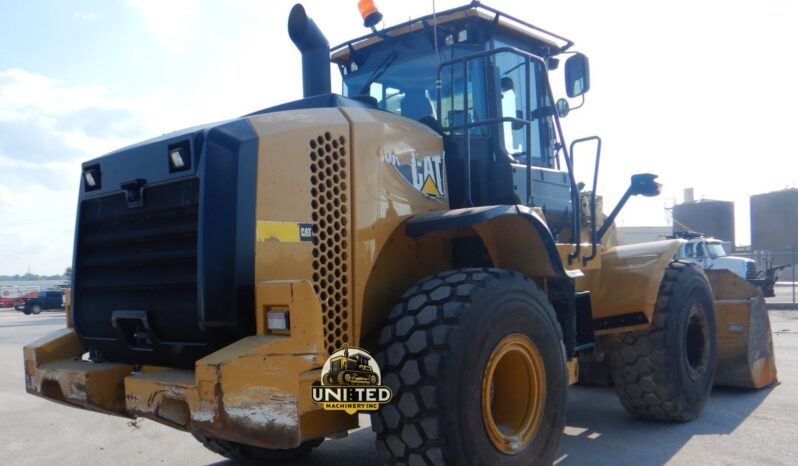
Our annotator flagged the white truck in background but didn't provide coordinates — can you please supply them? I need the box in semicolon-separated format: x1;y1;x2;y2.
673;232;784;297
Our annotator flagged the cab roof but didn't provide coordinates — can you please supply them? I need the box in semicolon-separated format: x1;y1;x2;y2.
330;1;573;64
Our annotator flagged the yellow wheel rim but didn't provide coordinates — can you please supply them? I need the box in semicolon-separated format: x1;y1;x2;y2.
481;333;546;454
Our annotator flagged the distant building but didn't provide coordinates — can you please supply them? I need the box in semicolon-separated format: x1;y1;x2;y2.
616;226;672;245
673;199;735;245
750;189;798;254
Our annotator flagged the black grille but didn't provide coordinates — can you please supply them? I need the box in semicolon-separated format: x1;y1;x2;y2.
308;132;352;354
74;178;202;345
746;262;757;280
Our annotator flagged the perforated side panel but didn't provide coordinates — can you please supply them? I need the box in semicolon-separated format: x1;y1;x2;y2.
309;132;351;354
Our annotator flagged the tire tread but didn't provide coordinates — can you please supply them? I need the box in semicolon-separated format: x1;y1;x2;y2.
372;267;562;465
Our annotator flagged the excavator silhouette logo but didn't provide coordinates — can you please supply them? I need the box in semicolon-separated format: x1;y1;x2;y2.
312;345;392;414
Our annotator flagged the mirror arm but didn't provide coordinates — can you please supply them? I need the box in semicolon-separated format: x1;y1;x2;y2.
570;94;585;112
597;189;632;243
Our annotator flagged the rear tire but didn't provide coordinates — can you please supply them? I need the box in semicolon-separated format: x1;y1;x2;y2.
192;433;323;462
607;262;716;421
371;268;566;465
577;355;612;386
31;305;42;315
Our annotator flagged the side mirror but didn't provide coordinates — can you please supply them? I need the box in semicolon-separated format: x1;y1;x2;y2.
556;98;570;118
565;53;590;98
629;173;661;197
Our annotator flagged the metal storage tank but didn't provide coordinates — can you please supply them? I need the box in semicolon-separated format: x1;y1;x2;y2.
750;189;798;254
672;199;735;245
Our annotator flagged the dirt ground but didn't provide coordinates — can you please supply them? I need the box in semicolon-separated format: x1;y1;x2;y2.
1;309;796;465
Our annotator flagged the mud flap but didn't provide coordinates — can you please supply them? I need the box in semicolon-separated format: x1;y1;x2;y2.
706;270;778;389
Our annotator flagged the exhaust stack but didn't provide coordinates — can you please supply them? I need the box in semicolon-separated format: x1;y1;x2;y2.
288;4;331;98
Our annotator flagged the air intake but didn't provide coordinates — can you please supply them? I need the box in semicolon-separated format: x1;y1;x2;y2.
288;4;332;98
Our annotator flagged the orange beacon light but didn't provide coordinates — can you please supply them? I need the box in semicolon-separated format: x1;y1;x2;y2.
358;0;383;28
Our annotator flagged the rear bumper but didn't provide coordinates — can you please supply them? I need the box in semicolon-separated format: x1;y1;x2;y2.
24;281;358;449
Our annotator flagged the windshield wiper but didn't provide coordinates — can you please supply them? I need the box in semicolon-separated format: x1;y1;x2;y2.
357;51;399;95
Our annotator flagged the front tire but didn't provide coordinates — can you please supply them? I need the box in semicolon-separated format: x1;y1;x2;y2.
607;262;716;421
371;268;566;465
192;433;323;463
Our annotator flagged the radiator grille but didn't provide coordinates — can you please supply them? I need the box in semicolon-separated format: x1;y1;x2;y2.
309;132;351;354
74;178;201;343
746;262;757;280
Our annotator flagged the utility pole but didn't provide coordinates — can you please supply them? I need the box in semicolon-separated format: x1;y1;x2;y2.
792;248;796;305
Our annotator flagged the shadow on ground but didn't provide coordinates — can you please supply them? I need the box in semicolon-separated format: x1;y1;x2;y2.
556;384;774;465
207;428;381;466
205;383;773;466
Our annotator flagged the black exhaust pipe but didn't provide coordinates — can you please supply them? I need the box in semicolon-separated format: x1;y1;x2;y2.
288;4;331;98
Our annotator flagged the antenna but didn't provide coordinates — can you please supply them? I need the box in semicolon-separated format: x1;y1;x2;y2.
432;0;441;105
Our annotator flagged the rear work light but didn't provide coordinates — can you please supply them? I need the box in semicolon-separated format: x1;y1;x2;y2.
83;165;101;191
168;141;191;173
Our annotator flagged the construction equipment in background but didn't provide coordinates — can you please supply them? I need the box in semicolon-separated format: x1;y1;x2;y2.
672;231;786;297
24;2;777;464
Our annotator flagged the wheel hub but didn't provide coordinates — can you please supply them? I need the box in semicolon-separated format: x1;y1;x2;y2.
481;334;546;454
685;303;709;381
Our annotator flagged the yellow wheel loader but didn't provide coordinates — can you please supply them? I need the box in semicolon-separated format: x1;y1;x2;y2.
24;2;776;464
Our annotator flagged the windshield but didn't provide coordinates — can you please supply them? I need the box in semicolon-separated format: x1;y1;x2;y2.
340;35;485;124
706;243;727;259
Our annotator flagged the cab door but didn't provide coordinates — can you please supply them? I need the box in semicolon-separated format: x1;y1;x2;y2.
694;242;710;269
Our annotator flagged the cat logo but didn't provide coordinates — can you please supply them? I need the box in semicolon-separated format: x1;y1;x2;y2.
311;346;392;415
381;151;446;200
256;221;313;243
299;224;313;241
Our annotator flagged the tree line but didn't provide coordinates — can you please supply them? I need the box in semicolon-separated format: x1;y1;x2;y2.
0;267;71;282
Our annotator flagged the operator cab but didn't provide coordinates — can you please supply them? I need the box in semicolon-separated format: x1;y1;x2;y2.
331;3;589;235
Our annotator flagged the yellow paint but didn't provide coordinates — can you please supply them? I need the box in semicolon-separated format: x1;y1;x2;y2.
421;174;442;197
23;328;133;416
556;243;602;271
566;358;579;385
475;214;570;279
578;240;682;333
256;221;306;243
706;270;778;388
481;334;546;454
64;288;73;328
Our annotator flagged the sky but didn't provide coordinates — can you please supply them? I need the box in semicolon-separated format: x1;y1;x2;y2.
0;0;796;275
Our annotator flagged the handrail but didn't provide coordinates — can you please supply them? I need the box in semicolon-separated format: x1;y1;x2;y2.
331;1;574;56
569;136;602;265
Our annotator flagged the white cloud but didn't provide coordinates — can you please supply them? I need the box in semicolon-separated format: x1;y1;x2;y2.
125;0;202;54
73;11;97;21
0;68;166;275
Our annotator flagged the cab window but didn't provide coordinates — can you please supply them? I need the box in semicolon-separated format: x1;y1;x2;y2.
493;48;554;167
